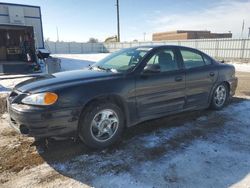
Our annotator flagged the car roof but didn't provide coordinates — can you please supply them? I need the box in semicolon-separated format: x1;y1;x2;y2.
132;45;198;51
132;45;206;55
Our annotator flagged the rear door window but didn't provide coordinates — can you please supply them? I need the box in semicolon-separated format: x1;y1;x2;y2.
180;49;205;69
203;55;213;65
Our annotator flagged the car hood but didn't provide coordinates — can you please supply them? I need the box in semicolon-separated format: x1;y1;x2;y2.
15;69;120;93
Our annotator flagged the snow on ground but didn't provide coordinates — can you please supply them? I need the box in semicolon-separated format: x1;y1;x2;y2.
1;97;250;187
0;85;10;93
0;77;31;93
53;53;110;71
228;62;250;73
51;99;250;188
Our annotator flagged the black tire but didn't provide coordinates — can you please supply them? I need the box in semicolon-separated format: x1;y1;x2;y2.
78;101;125;149
210;83;229;110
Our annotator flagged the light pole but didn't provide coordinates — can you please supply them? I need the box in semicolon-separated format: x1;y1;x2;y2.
248;27;250;39
241;19;245;38
143;32;146;42
56;27;59;42
115;0;120;42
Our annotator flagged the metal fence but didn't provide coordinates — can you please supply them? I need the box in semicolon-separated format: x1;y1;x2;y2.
45;42;106;54
45;38;250;61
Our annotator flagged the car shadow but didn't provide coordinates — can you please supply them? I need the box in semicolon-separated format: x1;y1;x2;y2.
35;96;250;187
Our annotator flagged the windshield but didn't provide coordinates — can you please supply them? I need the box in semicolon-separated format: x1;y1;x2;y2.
91;47;152;72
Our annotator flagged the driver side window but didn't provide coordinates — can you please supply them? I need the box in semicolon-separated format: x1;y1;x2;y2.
146;49;178;72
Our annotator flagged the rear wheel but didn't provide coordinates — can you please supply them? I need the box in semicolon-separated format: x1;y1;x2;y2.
79;102;125;149
210;83;229;110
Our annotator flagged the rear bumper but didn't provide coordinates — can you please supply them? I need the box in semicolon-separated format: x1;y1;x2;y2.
8;103;81;138
228;77;238;96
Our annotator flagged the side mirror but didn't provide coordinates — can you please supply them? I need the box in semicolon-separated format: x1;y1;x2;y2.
220;60;225;64
143;64;161;74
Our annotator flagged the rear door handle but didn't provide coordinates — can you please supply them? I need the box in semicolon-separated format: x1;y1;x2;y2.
175;76;183;82
209;72;215;77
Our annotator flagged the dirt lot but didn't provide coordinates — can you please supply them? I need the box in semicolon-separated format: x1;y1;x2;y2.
0;71;250;188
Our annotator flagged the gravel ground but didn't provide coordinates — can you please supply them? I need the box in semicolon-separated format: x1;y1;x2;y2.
0;56;250;187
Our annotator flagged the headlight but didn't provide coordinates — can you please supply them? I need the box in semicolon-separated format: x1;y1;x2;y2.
22;92;58;106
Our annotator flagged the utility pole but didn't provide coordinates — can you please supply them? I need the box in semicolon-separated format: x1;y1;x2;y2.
116;0;120;42
241;19;245;38
56;27;59;42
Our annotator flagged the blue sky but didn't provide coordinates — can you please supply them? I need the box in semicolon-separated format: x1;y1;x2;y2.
1;0;250;42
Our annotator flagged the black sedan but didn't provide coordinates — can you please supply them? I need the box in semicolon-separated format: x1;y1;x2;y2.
7;45;238;148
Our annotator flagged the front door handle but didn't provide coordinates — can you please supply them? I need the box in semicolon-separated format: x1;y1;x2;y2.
209;72;215;77
175;76;183;82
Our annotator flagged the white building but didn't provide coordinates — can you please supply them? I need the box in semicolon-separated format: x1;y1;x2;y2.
0;2;44;73
0;2;44;49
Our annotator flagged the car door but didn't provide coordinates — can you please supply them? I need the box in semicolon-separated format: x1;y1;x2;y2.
179;47;218;109
135;47;186;119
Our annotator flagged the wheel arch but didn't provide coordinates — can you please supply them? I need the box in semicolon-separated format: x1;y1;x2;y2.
223;81;230;91
78;94;129;129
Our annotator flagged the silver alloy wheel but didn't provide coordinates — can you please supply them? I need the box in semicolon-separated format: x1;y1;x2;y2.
214;85;227;107
90;109;119;142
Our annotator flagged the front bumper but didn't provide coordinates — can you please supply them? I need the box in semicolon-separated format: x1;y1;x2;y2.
8;102;81;138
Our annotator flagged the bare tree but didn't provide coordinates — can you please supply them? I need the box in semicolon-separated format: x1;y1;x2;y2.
88;38;99;43
45;38;50;42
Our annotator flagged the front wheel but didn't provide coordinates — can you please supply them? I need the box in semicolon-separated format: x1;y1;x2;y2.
210;83;229;110
78;102;125;149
